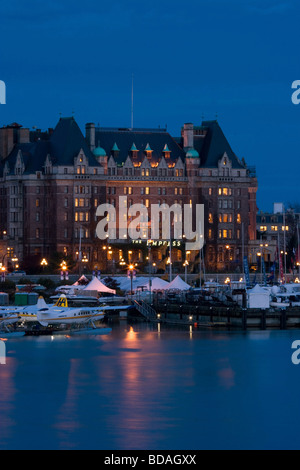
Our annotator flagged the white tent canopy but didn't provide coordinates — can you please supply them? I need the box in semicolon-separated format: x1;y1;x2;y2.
114;276;149;293
73;275;89;286
247;284;270;309
83;277;116;295
165;275;190;291
140;277;170;291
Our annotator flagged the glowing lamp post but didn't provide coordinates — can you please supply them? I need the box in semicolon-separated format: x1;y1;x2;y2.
183;260;189;284
41;258;48;272
129;264;134;300
60;261;68;281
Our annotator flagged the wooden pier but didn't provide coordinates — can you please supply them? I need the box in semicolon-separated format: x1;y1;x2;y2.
131;300;300;330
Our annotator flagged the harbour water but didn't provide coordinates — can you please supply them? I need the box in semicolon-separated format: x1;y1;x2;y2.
1;323;300;450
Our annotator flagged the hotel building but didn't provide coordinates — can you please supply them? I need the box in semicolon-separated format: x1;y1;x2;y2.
0;117;258;273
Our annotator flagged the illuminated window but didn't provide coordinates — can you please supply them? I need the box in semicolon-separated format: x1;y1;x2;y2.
145;187;150;195
260;225;267;232
237;214;242;224
209;213;213;224
36;199;40;208
271;226;278;231
282;226;289;231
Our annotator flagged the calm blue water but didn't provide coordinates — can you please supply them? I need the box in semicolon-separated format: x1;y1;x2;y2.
1;323;300;450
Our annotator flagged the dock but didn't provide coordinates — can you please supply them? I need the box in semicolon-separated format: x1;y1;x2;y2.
132;300;300;330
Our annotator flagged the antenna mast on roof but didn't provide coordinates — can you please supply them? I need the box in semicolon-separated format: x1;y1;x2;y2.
131;73;134;129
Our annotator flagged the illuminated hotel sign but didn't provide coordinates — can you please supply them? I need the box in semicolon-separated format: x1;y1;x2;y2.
132;240;183;247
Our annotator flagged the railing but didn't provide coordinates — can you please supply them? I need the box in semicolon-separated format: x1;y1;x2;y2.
133;300;157;321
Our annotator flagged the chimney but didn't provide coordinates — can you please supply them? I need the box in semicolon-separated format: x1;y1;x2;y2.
18;128;30;144
86;123;95;152
0;127;14;160
183;123;194;150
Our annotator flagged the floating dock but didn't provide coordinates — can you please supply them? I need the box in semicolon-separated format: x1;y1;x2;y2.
132;300;300;330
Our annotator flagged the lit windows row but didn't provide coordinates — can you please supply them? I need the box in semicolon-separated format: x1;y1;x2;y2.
207;229;242;240
260;225;289;232
75;198;89;208
218;187;232;196
208;213;242;224
123;187;184;196
75;212;89;222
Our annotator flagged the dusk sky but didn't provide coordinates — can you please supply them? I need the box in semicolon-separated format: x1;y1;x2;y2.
0;0;299;210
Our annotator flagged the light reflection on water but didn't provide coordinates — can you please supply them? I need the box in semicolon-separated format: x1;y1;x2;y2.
0;324;300;450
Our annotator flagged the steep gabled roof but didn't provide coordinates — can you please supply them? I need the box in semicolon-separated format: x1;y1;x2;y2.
195;121;245;169
50;117;100;166
2;117;101;175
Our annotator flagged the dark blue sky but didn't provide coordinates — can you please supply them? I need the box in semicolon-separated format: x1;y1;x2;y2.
0;0;299;211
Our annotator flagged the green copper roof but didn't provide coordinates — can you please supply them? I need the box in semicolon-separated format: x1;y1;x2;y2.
163;144;171;152
130;143;138;151
112;142;120;152
93;145;106;157
145;143;152;152
186;148;199;158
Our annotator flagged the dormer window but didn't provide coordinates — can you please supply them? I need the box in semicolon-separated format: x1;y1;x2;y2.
44;154;52;175
15;150;25;175
163;144;171;159
145;143;153;160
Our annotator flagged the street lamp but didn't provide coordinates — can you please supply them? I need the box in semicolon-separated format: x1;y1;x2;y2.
129;264;134;300
82;255;88;273
60;261;68;281
1;266;5;282
41;258;48;272
183;260;189;284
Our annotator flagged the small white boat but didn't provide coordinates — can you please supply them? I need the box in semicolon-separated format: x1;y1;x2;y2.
270;292;300;309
